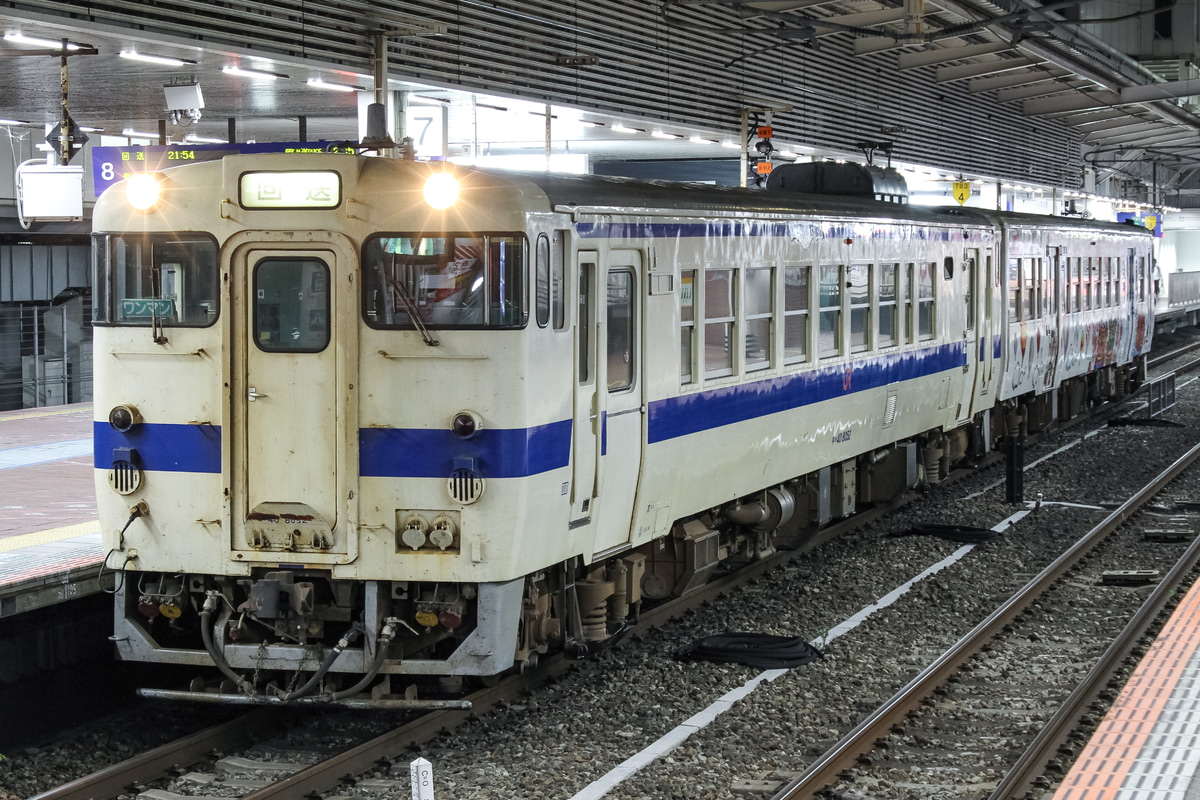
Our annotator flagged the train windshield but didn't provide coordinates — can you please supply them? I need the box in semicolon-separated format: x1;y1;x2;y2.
92;233;219;327
362;233;528;329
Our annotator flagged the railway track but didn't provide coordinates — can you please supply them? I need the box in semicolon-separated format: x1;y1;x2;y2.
772;441;1200;799
18;334;1200;800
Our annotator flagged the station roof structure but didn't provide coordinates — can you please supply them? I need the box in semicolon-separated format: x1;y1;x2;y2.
2;0;1200;206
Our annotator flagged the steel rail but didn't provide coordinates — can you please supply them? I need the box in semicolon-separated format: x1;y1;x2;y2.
989;515;1200;799
26;709;287;800
769;438;1200;800
1148;338;1200;369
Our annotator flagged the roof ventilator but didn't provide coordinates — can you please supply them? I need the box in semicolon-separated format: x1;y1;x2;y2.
766;162;909;204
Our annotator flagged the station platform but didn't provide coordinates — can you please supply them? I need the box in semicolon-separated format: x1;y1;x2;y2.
0;403;104;618
1054;574;1200;799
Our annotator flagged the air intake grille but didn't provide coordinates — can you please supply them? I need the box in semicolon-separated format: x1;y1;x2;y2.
108;460;143;496
448;468;485;505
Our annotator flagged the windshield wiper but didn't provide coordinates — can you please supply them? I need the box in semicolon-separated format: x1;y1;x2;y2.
388;275;439;347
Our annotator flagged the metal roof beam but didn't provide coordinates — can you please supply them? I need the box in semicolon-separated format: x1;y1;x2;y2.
1055;108;1138;126
1120;78;1200;104
853;36;919;57
815;8;907;29
1022;91;1125;116
997;79;1091;103
1077;115;1156;134
1084;121;1174;143
968;69;1069;93
897;41;1014;70
937;57;1039;82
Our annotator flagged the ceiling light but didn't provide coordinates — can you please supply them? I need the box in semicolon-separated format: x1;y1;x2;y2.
4;32;80;50
120;50;195;67
0;118;31;126
611;124;638;134
184;134;227;144
122;128;163;139
689;136;716;144
579;120;604;128
651;131;682;139
307;77;362;93
223;65;286;80
721;141;742;149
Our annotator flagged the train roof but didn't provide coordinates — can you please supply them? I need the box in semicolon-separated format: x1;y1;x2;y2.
481;167;1153;239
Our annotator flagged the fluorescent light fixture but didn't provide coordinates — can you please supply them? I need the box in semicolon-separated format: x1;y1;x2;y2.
4;32;80;50
223;65;286;80
579;120;604;128
184;134;227;144
122;128;163;139
651;131;682;139
689;136;716;144
120;50;195;66
721;141;741;149
0;118;31;126
611;123;638;134
779;150;800;158
307;77;362;93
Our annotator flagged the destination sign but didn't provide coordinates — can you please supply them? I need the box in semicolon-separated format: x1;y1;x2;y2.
239;171;342;209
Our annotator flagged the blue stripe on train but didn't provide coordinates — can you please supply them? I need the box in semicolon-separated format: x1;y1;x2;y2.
94;421;222;473
575;221;961;241
647;341;966;443
91;342;966;475
359;419;572;478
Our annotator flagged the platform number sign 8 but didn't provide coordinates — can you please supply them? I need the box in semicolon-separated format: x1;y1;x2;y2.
410;757;434;800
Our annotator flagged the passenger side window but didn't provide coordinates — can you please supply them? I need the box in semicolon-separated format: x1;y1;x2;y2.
745;267;773;372
849;263;871;353
783;265;809;364
607;270;634;391
705;268;735;378
536;235;550;327
917;262;935;340
818;264;841;358
680;270;695;385
1008;258;1020;321
879;263;899;348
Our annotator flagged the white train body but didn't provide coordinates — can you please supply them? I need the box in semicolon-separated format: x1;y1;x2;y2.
91;154;1153;699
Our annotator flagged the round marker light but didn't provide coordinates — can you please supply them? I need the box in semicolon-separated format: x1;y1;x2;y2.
451;410;480;439
108;404;142;432
126;173;162;211
423;173;459;210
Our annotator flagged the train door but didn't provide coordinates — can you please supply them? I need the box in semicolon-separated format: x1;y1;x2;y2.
570;251;600;526
957;250;979;424
1038;246;1062;394
592;249;643;554
972;247;996;408
232;245;350;561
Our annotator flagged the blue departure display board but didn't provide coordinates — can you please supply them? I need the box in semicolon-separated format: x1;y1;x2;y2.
91;141;359;196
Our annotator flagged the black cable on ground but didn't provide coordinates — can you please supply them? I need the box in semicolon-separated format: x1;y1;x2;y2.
673;632;823;669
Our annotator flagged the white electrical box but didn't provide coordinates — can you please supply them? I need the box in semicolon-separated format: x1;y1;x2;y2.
18;163;84;220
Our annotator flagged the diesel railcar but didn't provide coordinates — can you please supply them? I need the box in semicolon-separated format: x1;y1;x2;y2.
92;154;1153;703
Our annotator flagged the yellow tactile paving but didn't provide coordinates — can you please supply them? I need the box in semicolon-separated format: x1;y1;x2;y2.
0;520;101;553
0;403;92;423
1054;577;1200;799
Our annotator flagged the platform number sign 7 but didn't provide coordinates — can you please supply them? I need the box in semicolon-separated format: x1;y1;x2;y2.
404;107;445;158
